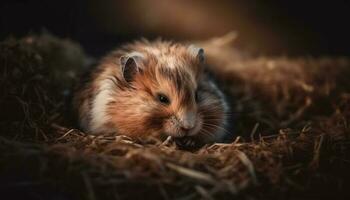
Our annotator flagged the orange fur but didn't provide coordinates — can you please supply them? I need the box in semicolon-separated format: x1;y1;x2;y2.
73;40;230;145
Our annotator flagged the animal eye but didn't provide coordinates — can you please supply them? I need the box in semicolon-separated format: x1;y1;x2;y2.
157;93;170;105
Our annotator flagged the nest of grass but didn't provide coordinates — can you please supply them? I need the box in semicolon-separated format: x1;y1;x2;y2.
0;33;350;200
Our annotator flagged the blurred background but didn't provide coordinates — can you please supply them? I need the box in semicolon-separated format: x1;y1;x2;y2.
1;0;349;57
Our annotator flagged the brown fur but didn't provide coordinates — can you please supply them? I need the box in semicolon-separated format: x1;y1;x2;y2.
73;40;229;145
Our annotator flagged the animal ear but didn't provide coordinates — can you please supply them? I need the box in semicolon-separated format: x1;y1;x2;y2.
120;52;143;83
188;45;205;63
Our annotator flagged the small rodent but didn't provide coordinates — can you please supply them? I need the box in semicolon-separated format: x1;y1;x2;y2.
73;40;231;148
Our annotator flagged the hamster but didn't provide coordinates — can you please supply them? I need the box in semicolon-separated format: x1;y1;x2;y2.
73;40;231;148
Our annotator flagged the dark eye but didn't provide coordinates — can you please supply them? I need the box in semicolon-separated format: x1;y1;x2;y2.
157;93;170;105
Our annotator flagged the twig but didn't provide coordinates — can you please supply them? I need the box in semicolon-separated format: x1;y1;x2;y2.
250;123;259;142
195;185;215;200
235;150;258;185
166;163;216;184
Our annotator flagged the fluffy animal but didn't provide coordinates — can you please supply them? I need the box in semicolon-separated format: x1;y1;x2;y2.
73;40;231;148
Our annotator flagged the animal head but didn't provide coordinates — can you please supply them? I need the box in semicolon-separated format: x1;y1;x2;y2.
104;41;226;141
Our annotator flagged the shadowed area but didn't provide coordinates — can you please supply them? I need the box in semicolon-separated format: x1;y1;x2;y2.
0;33;349;199
1;0;350;199
1;0;350;56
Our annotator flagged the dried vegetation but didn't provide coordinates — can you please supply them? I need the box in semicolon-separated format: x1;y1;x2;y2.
0;34;349;199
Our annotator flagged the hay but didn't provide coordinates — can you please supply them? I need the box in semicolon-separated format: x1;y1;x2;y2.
0;34;349;199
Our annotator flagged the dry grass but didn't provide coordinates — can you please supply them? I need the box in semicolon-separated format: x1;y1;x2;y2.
0;33;349;200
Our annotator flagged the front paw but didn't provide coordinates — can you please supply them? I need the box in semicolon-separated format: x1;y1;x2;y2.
174;137;200;150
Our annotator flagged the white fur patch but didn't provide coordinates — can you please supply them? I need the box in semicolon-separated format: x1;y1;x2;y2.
90;79;115;133
165;56;181;69
145;46;183;69
144;47;162;56
128;51;144;58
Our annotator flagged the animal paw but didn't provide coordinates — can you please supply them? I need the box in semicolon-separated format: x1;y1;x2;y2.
174;137;198;149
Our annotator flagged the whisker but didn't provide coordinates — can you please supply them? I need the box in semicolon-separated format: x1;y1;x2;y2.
199;110;258;117
202;122;231;134
198;112;235;117
199;128;215;139
202;121;231;132
199;117;228;121
197;112;233;119
198;108;244;116
199;105;224;110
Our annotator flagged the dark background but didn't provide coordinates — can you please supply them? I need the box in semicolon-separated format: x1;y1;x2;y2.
1;0;349;57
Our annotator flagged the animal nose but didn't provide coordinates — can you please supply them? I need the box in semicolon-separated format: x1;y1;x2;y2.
181;125;193;132
180;121;195;133
178;111;196;133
